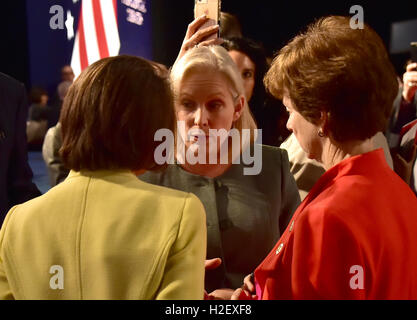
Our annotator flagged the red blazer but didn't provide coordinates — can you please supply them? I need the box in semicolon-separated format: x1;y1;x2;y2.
254;149;417;299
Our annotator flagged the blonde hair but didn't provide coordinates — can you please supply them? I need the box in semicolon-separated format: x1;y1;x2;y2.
171;46;257;141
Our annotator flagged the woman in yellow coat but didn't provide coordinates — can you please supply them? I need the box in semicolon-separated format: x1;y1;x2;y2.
0;56;207;300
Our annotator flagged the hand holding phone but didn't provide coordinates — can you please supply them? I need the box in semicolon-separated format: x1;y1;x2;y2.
174;1;223;64
194;0;221;41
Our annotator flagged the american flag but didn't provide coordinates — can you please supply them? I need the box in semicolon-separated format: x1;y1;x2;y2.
71;0;121;78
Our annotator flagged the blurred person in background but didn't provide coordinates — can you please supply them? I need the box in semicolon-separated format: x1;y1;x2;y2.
47;80;72;129
0;72;41;225
223;37;290;146
222;37;268;128
28;87;49;122
387;61;417;147
26;87;50;149
387;61;417;196
61;65;75;83
393;119;417;195
48;65;76;124
42;82;72;187
42;121;68;187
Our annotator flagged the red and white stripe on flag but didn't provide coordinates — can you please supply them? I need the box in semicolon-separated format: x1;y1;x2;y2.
71;0;120;78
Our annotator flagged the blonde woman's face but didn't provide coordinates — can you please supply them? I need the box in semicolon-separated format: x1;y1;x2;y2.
176;71;243;153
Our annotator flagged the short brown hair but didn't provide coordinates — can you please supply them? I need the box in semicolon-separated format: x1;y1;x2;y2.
264;16;398;142
60;55;175;172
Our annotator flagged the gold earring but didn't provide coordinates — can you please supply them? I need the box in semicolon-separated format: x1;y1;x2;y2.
318;129;325;137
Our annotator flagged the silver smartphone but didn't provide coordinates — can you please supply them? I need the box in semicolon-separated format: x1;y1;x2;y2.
194;0;221;41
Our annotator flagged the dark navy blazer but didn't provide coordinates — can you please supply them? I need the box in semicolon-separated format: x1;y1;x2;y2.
0;73;41;225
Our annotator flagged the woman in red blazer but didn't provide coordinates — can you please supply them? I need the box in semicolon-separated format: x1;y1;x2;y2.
233;16;417;300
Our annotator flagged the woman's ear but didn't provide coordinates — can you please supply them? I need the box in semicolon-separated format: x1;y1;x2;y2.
233;95;245;122
319;111;330;134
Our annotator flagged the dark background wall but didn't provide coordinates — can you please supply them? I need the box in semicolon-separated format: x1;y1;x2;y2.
151;0;417;72
0;1;30;87
1;0;417;91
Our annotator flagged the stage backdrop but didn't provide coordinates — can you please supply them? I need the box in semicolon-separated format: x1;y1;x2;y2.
26;0;152;95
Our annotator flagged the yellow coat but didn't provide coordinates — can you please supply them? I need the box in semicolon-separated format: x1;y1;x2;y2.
0;170;206;300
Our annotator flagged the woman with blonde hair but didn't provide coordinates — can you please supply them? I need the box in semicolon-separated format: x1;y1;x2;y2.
140;40;300;298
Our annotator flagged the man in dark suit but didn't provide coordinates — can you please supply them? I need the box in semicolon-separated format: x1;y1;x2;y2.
0;72;41;225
